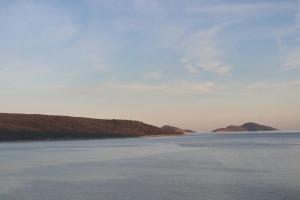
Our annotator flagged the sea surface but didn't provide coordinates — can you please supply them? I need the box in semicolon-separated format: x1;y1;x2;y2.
1;132;300;200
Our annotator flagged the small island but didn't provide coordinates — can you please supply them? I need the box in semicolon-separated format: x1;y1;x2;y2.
161;125;196;134
213;122;278;132
0;113;183;141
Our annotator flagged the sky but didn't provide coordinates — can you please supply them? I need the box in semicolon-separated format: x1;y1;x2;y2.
0;0;300;131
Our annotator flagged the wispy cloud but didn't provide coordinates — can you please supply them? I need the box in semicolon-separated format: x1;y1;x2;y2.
245;80;300;94
180;24;231;76
0;2;79;45
144;70;163;80
283;49;300;70
63;81;218;95
0;60;51;88
278;1;300;70
64;27;122;71
184;65;199;74
186;2;292;16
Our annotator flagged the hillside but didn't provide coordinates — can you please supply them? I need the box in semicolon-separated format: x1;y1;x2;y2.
213;122;277;132
161;125;196;134
213;125;247;132
0;113;183;141
161;125;185;134
241;122;277;131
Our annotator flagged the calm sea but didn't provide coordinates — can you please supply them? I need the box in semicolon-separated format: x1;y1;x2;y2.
1;132;300;200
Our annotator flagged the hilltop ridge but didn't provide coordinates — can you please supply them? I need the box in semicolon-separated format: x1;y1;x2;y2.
0;113;182;141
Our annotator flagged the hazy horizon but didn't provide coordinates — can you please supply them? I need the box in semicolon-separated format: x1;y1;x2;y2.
1;0;300;131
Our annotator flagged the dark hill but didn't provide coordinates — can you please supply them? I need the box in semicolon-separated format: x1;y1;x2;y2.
161;125;185;134
241;122;277;131
213;122;277;132
213;125;247;132
161;125;196;134
183;129;196;133
0;113;182;141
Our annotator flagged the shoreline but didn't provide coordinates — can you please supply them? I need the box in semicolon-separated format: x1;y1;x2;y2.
2;130;299;143
0;133;185;143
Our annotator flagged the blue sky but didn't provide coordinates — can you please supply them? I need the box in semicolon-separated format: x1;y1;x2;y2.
0;0;300;131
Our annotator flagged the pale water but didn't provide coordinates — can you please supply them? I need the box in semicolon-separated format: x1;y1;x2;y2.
1;132;300;200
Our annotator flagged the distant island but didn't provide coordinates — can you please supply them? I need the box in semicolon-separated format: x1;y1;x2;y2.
161;125;196;134
213;122;278;132
0;113;183;141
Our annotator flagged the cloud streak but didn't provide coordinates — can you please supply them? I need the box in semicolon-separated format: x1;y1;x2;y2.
144;70;163;80
186;2;292;16
180;24;231;76
0;2;79;46
245;80;300;94
43;79;300;97
283;49;300;70
278;1;300;70
63;81;219;95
